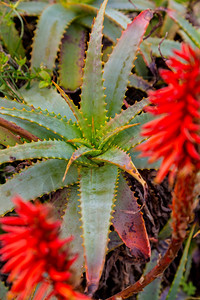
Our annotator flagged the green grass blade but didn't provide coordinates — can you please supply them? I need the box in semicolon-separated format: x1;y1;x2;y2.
80;0;108;142
20;83;76;121
79;164;118;293
0;159;78;215
31;4;77;71
103;10;153;118
166;225;195;300
59;23;87;91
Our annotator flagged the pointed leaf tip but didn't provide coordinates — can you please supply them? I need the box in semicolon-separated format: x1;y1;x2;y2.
103;9;153;118
80;0;108;142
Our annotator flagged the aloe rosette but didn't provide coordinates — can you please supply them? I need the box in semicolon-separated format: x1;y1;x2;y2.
0;0;153;294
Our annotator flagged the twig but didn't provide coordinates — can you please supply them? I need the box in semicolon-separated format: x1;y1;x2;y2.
158;33;168;62
106;170;198;300
0;117;40;142
143;12;163;41
105;236;184;300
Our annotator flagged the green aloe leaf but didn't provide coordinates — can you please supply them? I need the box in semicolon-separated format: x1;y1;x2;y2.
77;11;123;43
17;2;48;15
0;281;8;300
103;7;131;29
0;140;74;163
80;0;108;142
67;138;93;148
61;185;84;285
148;37;181;56
111;112;153;151
100;98;149;136
63;146;101;181
141;38;181;66
128;74;152;92
0;140;97;166
105;0;155;10
92;0;155;10
79;164;118;293
31;4;77;71
167;9;200;48
129;149;162;170
166;225;195;300
20;83;76;121
103;10;153;118
0;98;59;140
0;97;29;110
0;115;59;141
0;159;78;215
0;108;82;141
53;82;89;135
0;126;22;147
99;123;138;151
59;23;87;91
68;2;130;43
92;147;147;193
113;174;150;260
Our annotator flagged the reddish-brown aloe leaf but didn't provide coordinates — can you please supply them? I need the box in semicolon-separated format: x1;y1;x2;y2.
59;23;87;91
112;173;151;261
103;9;153;118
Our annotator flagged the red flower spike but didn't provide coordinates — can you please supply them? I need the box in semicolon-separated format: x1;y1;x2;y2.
0;196;90;300
138;44;200;183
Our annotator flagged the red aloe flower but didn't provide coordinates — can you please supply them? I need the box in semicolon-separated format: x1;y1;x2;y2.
138;43;200;183
0;196;90;300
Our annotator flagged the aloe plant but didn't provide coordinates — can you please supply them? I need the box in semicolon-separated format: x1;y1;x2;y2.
0;0;154;294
